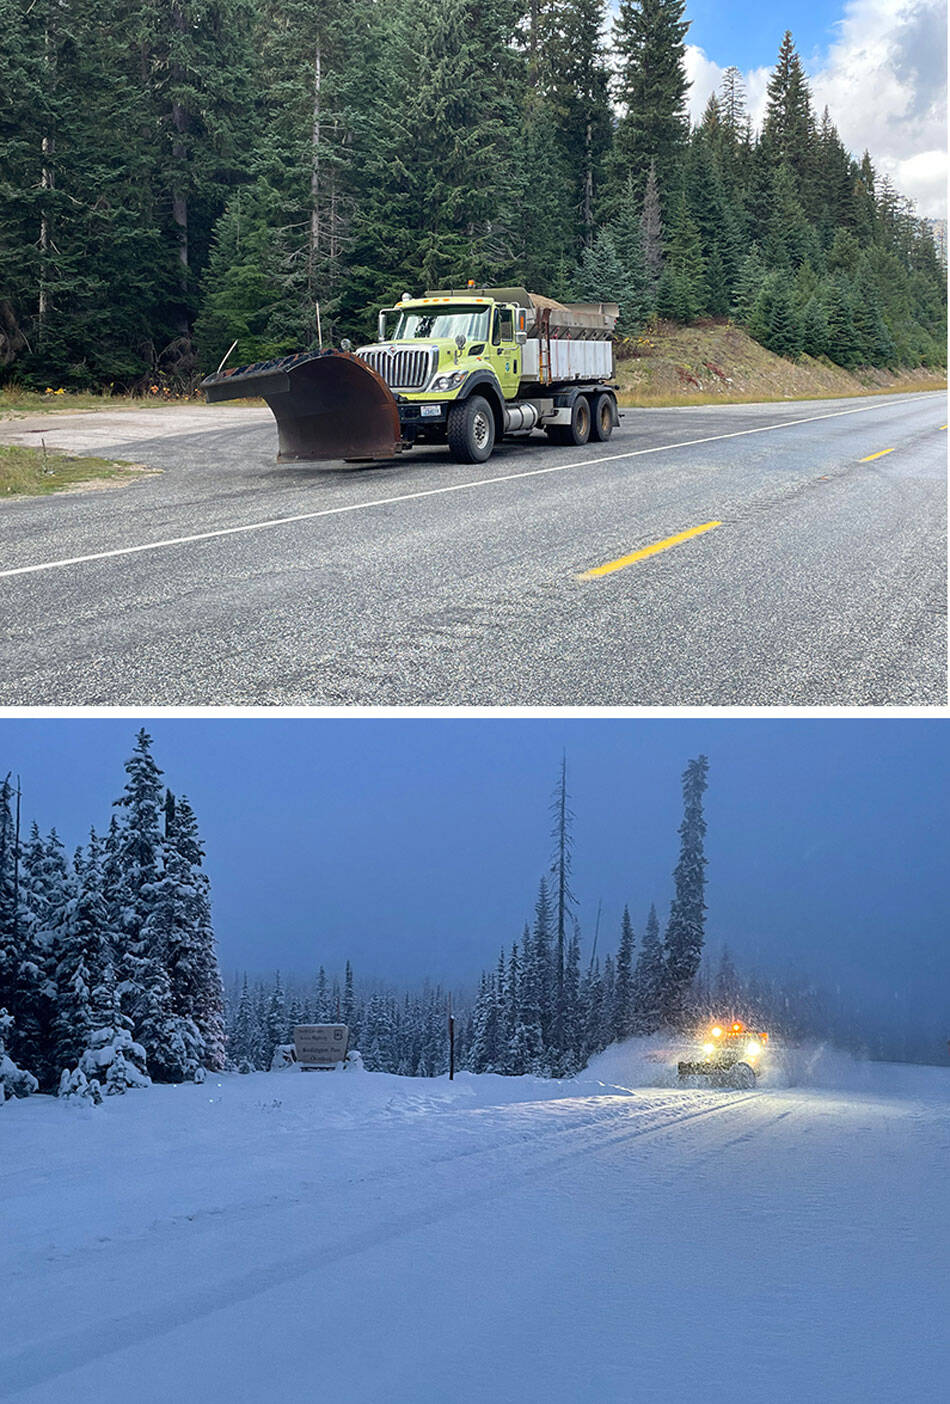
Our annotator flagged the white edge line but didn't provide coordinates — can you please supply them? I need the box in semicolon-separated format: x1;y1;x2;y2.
0;396;930;581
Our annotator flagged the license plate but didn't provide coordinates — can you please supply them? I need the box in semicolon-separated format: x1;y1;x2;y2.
420;404;441;418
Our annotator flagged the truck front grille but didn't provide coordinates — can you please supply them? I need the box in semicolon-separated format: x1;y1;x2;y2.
357;346;434;390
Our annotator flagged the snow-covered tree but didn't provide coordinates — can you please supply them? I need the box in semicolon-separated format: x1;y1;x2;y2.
662;756;710;1026
0;1008;38;1102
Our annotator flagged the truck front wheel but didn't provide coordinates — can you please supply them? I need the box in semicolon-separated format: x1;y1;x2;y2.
447;395;495;463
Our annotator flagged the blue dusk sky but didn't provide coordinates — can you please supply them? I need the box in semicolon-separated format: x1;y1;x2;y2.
2;719;947;1033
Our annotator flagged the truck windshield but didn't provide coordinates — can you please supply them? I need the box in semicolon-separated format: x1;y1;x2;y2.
392;306;491;342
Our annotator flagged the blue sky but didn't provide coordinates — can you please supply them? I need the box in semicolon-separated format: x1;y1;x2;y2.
3;720;947;1034
669;0;947;217
680;0;844;72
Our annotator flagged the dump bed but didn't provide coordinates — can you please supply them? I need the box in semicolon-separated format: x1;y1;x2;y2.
425;287;618;386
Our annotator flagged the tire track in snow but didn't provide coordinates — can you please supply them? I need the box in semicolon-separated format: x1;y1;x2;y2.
0;1091;757;1397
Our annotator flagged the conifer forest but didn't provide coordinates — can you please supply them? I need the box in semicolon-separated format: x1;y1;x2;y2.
1;1;945;392
2;738;881;1104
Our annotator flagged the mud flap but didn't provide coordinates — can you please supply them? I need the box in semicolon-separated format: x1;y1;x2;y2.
200;350;402;462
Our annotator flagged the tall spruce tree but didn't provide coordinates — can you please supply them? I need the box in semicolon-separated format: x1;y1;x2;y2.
609;0;690;207
662;756;710;1025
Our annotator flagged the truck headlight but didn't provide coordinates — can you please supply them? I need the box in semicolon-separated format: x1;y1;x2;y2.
745;1041;760;1058
702;1042;715;1055
431;371;466;391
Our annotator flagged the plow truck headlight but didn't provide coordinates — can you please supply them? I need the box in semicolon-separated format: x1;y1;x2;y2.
702;1042;715;1055
745;1041;760;1058
432;371;467;391
711;1026;722;1038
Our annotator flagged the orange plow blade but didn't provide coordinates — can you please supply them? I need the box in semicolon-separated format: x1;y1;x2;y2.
200;350;402;462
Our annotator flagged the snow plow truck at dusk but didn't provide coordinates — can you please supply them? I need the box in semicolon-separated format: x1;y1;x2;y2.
678;1021;770;1090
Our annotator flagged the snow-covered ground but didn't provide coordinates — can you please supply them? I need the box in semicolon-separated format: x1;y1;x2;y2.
2;1044;947;1401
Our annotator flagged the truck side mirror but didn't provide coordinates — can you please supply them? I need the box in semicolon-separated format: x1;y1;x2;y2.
515;330;527;345
377;311;387;342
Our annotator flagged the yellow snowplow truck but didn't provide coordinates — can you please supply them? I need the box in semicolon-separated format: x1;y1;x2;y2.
677;1021;770;1090
200;288;620;464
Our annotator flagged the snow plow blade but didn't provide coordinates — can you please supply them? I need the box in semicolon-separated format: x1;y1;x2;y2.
200;350;402;462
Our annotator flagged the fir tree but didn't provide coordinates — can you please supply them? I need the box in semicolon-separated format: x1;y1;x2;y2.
613;906;635;1040
609;0;690;205
639;161;664;302
662;756;710;1026
632;902;665;1033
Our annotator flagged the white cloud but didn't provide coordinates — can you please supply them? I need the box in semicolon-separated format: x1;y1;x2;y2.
684;0;947;217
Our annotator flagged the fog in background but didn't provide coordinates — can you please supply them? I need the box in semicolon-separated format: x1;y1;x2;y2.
3;718;947;1061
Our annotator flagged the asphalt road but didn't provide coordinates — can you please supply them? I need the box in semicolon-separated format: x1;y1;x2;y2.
0;392;945;705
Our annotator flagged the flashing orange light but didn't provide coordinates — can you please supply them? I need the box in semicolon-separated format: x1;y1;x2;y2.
467;279;476;287
761;1032;769;1042
732;1022;743;1032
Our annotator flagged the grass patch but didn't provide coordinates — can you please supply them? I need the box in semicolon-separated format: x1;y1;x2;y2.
0;386;204;418
0;442;150;498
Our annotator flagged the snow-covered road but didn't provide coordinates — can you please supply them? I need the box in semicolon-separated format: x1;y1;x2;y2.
2;1049;947;1401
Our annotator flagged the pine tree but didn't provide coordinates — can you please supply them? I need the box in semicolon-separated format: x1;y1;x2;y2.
51;829;109;1076
231;973;256;1071
639;161;664;303
613;906;635;1040
664;193;706;320
761;32;815;199
112;728;165;1027
575;232;635;327
662;756;709;1026
632;902;665;1033
0;1008;39;1101
608;177;651;328
753;275;803;359
609;0;690;206
536;0;613;249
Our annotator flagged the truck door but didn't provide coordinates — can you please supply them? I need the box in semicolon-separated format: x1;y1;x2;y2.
490;305;520;400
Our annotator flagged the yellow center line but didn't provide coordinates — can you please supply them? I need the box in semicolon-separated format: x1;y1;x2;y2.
578;521;722;580
940;424;948;431
859;448;895;461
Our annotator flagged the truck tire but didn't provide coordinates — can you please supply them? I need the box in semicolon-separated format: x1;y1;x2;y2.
548;395;591;447
590;392;615;442
447;395;495;463
731;1063;757;1090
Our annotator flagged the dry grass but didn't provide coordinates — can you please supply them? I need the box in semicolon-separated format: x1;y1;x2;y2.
617;380;947;409
0;443;151;498
615;322;946;409
0;386;205;419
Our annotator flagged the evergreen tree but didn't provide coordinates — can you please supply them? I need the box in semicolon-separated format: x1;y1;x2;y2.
632;902;665;1033
761;31;814;199
231;973;256;1071
639;160;664;303
608;176;651;328
662;756;710;1025
613;906;635;1040
574;232;635;331
609;0;690;205
536;0;613;249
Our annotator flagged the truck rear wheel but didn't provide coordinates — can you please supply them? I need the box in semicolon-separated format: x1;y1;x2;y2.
547;395;591;448
447;395;495;463
590;392;615;442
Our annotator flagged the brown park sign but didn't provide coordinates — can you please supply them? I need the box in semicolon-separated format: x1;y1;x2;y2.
294;1024;350;1068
